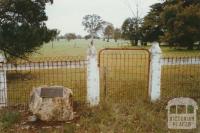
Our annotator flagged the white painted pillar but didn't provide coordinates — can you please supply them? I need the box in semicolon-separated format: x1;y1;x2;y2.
87;45;100;106
149;42;162;102
0;54;7;107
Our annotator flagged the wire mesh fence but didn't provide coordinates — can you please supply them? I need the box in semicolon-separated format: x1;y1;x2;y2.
1;52;200;109
0;56;87;109
98;48;150;103
161;56;200;100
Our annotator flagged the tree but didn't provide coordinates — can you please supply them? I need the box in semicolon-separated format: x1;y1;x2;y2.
0;0;56;59
55;30;60;41
84;35;91;40
104;24;114;42
51;29;60;48
141;3;164;43
65;33;76;42
82;14;105;45
142;0;200;49
121;0;143;45
113;28;121;42
160;0;200;49
76;35;82;39
121;17;142;45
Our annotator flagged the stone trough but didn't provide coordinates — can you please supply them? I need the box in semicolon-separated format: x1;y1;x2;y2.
29;86;74;121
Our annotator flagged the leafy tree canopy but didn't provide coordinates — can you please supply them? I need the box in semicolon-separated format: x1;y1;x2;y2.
65;33;77;41
113;28;121;42
143;0;200;49
82;14;105;45
104;24;114;42
121;17;142;45
0;0;57;59
142;3;164;42
161;0;200;49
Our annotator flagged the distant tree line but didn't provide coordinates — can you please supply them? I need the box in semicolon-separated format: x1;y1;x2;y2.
41;0;200;51
121;0;200;49
81;14;122;44
2;0;199;60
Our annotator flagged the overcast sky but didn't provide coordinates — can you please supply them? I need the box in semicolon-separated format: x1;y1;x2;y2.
45;0;160;36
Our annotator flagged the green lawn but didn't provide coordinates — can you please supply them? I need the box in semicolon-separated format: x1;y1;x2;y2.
31;39;200;59
32;39;130;58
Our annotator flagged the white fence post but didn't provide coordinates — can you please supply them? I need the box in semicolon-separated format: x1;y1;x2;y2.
149;42;162;102
87;45;100;106
0;54;7;107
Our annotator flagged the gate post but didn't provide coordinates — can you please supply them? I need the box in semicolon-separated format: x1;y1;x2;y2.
87;45;100;106
0;54;7;107
149;42;162;102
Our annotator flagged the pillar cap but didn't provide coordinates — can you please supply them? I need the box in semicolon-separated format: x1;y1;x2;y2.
87;45;97;57
149;42;162;54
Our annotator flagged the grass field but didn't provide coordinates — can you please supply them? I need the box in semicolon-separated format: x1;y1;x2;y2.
31;39;200;58
32;39;130;58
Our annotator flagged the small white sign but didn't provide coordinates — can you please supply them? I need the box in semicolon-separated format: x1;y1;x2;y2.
166;97;198;129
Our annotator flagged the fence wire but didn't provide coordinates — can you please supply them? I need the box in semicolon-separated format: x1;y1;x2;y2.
99;48;150;103
161;56;200;100
0;57;87;109
1;53;200;109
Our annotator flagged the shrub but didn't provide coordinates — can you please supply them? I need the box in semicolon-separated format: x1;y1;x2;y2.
0;110;21;129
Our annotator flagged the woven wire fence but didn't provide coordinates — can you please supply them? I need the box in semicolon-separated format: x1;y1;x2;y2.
1;57;87;109
99;48;150;103
161;55;200;100
2;53;200;109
